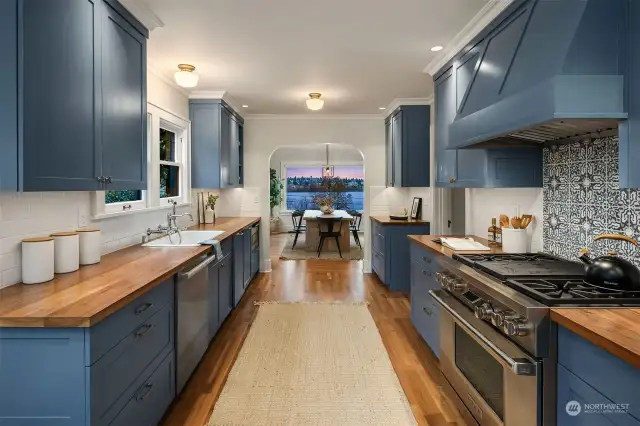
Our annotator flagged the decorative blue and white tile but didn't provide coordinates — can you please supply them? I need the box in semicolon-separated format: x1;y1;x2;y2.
556;143;572;164
569;162;591;204
570;139;592;163
604;136;619;160
591;137;609;161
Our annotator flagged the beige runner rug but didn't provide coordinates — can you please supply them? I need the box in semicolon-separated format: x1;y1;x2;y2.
208;302;417;426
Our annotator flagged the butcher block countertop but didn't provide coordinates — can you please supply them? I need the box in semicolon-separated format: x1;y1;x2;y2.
0;217;259;328
370;216;430;226
408;234;504;257
551;309;640;369
410;234;640;368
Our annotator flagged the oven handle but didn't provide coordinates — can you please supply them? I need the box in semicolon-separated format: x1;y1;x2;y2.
429;290;537;376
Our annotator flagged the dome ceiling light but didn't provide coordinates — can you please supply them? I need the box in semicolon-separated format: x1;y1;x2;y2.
174;64;199;88
306;93;324;111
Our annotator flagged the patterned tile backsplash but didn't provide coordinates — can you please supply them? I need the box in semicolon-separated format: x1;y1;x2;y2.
543;136;640;266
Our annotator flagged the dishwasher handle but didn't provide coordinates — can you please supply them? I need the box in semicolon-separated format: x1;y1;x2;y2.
178;255;217;280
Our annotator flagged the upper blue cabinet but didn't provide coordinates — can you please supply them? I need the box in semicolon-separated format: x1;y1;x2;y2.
385;105;431;187
444;0;627;150
190;100;245;189
0;0;148;192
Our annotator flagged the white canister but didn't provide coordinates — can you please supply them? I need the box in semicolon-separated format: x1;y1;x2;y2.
21;237;55;284
51;232;80;274
502;228;528;253
77;228;101;265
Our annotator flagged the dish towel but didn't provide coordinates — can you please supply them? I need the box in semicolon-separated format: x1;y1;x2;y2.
200;239;223;259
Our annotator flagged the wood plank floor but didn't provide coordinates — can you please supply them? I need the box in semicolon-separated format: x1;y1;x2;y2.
161;234;469;426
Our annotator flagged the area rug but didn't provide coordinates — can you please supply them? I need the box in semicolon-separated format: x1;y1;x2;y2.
208;302;417;426
279;234;364;260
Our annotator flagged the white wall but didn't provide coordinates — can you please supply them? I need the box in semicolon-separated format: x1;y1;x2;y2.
465;188;543;252
0;72;191;289
270;144;364;178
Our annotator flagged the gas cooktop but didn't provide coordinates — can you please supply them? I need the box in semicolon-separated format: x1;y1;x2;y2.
453;252;585;280
507;278;640;306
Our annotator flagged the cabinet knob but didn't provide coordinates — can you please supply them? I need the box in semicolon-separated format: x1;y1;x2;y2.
96;176;105;183
449;177;456;183
105;176;113;184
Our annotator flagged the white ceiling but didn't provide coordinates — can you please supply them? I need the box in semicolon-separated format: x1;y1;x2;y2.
145;0;488;114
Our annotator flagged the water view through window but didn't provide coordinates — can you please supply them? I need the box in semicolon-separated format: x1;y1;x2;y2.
285;165;364;211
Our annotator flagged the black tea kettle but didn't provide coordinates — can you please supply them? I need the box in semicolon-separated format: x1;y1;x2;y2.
578;234;640;291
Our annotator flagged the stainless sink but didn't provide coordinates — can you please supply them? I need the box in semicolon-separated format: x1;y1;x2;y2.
142;230;224;247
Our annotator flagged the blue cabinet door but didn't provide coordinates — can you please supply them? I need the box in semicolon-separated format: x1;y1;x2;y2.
219;107;232;188
208;262;220;339
434;69;458;187
392;111;403;187
218;257;233;325
385;119;393;186
21;0;102;191
100;0;146;191
0;0;17;191
243;230;252;288
191;102;222;188
233;233;245;307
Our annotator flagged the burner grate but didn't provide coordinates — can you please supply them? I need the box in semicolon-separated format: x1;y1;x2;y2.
506;278;640;306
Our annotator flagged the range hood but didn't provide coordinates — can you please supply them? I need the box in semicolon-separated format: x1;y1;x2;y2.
447;0;628;149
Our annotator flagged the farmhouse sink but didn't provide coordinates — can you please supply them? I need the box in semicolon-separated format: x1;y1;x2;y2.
142;230;224;247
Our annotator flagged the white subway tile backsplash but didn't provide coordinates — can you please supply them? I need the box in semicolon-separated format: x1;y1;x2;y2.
1;267;21;288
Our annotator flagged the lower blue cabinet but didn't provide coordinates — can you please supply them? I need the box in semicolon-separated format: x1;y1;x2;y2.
233;232;246;307
217;255;233;325
409;255;441;358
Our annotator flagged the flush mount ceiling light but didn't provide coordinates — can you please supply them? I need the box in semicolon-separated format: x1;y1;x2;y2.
306;93;324;111
430;45;444;52
379;107;386;110
174;64;199;88
242;105;249;108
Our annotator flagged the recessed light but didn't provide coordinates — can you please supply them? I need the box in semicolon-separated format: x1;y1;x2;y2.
379;107;386;110
430;45;444;52
242;105;249;108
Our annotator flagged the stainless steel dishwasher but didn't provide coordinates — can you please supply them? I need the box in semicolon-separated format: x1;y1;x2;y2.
176;253;216;394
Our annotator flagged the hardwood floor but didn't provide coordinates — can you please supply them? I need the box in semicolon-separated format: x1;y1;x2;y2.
161;234;469;426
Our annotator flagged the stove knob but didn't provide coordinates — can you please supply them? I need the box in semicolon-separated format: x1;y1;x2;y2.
503;319;532;337
474;303;494;320
490;310;518;328
450;279;467;292
435;272;443;284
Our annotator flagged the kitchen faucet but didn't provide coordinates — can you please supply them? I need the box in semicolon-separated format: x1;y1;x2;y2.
145;200;194;239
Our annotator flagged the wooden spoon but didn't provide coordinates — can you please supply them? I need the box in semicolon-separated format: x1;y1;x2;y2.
521;214;533;229
511;216;522;229
499;214;510;229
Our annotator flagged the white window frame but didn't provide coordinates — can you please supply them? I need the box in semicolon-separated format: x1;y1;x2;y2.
280;161;364;213
92;103;191;219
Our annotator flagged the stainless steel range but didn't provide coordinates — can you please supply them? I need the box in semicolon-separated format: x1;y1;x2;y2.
429;252;640;426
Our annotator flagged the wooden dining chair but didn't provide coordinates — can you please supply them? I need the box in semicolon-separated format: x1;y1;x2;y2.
317;217;344;258
348;210;363;249
291;210;306;249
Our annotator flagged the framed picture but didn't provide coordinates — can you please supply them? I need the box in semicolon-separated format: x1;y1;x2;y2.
410;197;422;220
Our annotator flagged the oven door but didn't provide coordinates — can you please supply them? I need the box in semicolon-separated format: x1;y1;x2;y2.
430;290;540;426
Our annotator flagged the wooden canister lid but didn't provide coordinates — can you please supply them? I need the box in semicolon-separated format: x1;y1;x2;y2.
22;237;54;243
76;228;100;233
50;231;79;237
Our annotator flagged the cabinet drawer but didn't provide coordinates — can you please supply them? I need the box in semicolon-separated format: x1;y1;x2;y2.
372;231;386;253
558;326;640;420
91;304;174;423
89;278;174;365
371;219;382;236
220;237;232;257
372;249;386;285
410;242;438;270
557;364;640;426
108;350;176;426
411;294;440;358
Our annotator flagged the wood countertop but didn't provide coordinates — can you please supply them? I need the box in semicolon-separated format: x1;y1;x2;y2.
0;217;260;328
371;216;430;226
408;234;503;257
551;308;640;369
409;234;640;369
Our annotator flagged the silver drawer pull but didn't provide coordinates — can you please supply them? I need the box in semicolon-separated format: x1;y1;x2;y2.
135;383;154;402
422;270;431;276
134;324;153;339
422;256;431;263
423;306;433;316
134;302;153;315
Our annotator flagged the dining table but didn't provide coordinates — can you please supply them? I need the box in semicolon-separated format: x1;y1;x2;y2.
303;210;353;253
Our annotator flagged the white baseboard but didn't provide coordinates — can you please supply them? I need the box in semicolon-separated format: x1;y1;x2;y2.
363;260;372;273
261;259;272;273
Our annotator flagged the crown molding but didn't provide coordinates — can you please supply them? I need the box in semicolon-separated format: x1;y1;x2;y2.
118;0;164;32
189;90;227;100
147;63;190;97
423;0;513;76
383;96;434;117
245;114;383;120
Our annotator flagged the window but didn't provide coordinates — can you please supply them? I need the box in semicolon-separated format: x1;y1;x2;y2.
282;164;364;211
93;104;191;217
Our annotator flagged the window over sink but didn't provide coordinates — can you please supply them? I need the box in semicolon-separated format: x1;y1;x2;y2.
92;104;191;218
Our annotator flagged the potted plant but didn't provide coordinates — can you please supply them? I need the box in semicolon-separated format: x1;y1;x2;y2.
313;195;335;214
205;194;219;224
270;169;284;233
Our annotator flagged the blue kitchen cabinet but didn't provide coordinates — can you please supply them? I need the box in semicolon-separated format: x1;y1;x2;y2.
233;232;246;307
243;229;252;288
370;219;430;293
556;326;640;425
209;260;220;339
384;105;431;187
0;0;148;192
190;100;244;189
0;278;175;426
217;255;233;325
434;46;542;188
409;255;441;358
